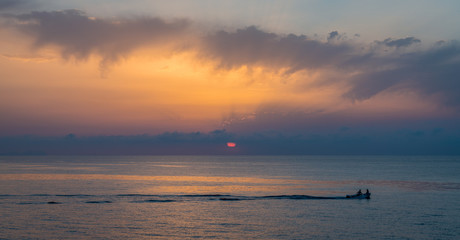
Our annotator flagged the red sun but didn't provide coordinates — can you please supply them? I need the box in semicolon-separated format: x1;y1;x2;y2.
227;142;236;148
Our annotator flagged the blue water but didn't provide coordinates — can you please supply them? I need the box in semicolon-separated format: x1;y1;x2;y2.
1;155;459;239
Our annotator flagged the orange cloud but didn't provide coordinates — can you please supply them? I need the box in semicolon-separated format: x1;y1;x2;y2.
1;9;460;137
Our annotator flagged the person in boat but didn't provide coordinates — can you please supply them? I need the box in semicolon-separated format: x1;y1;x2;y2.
356;189;362;196
365;189;369;195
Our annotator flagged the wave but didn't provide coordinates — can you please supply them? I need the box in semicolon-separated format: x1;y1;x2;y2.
143;199;176;203
219;197;244;201
17;201;62;205
3;194;355;198
257;195;346;200
117;194;158;197
218;195;348;201
56;194;93;197
181;194;232;197
3;194;366;205
85;200;112;204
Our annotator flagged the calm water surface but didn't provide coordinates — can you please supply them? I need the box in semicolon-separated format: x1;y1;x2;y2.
1;155;459;239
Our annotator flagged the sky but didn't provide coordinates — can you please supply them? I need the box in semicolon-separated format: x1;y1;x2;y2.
1;0;460;154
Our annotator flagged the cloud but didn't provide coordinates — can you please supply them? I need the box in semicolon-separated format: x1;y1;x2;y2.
327;30;345;42
5;9;191;74
2;53;54;63
0;130;235;155
3;9;460;107
0;0;38;14
378;37;421;48
0;0;28;10
1;127;459;155
202;26;353;74
327;31;339;41
202;26;460;107
344;41;460;105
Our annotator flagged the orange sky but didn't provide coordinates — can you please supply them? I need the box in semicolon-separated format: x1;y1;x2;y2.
1;42;447;136
0;4;459;138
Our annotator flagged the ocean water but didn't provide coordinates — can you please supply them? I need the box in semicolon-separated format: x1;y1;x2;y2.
0;155;459;239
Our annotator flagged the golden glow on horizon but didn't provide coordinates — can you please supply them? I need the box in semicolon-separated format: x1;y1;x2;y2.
0;29;452;136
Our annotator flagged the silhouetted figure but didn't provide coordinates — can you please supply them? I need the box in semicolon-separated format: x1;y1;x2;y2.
357;189;362;196
365;189;369;194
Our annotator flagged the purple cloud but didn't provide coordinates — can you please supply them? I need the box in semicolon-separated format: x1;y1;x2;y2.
6;9;190;74
377;37;421;48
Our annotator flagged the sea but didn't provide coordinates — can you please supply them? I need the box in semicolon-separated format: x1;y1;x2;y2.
0;155;459;239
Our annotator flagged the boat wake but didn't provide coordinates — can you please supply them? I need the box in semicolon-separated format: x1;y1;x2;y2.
0;193;369;205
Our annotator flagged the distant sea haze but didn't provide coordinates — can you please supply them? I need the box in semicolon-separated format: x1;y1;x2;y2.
1;131;460;155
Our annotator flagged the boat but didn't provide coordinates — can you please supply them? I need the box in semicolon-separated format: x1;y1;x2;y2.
346;190;371;199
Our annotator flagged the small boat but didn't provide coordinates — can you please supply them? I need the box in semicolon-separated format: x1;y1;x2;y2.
346;190;371;199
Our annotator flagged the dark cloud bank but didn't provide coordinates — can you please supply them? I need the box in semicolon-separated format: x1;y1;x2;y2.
0;0;31;10
1;128;460;155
